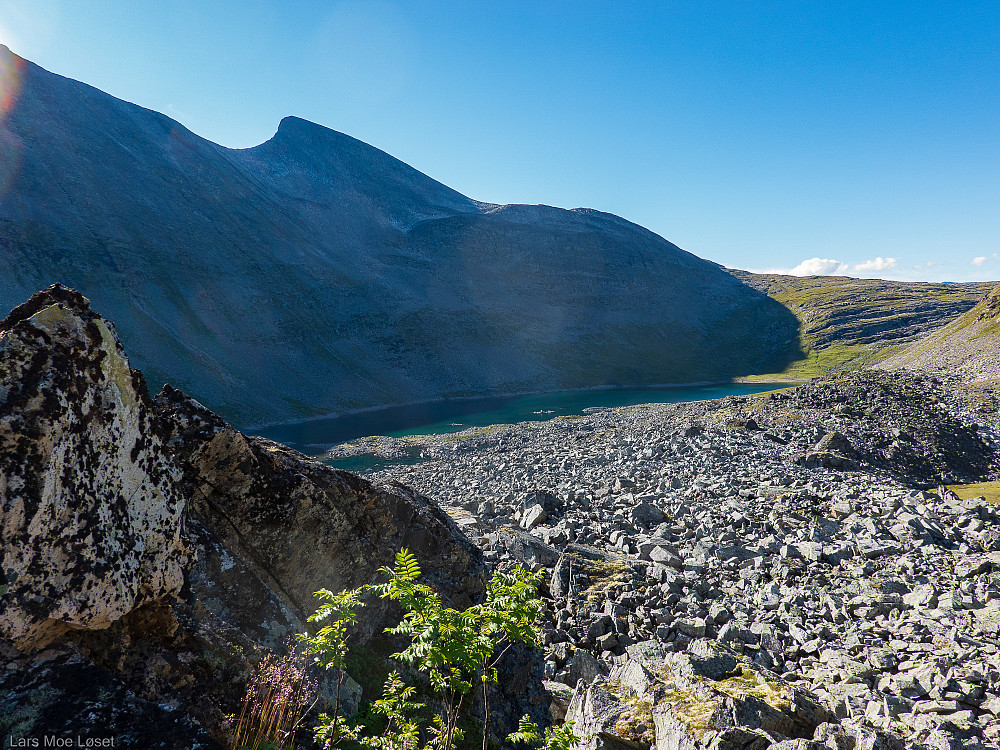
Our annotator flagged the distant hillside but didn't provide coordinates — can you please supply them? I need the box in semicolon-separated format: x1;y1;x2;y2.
728;270;992;377
877;283;1000;384
0;46;797;427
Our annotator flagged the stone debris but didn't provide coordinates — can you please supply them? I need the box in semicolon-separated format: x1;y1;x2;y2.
366;370;1000;749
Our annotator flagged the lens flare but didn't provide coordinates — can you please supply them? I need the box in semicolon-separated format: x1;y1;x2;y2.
0;49;23;199
0;47;24;123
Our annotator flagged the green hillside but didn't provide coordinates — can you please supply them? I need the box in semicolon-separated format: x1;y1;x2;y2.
728;271;992;379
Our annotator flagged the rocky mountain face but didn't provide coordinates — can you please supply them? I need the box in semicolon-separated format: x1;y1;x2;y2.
0;286;501;746
878;283;1000;385
0;45;797;428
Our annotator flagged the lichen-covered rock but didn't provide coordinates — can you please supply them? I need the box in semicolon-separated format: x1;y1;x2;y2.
0;643;221;749
566;681;640;750
0;286;499;742
154;383;485;636
568;639;832;750
0;285;189;650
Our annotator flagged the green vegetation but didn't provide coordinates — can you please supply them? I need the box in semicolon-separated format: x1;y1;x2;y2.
507;714;579;750
614;696;655;746
703;666;791;713
564;554;634;601
743;339;895;381
659;688;718;741
730;271;991;380
286;550;575;750
945;481;1000;505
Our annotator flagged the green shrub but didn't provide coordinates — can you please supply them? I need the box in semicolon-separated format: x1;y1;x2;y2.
299;549;575;750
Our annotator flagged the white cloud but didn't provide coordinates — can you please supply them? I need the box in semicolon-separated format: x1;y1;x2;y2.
789;257;848;276
853;257;897;272
972;256;988;266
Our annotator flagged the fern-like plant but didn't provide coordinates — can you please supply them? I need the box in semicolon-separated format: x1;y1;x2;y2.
508;715;579;750
301;548;559;750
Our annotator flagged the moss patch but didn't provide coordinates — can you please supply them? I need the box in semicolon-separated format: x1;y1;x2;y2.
705;666;792;714
96;319;137;409
615;696;655;747
573;556;635;601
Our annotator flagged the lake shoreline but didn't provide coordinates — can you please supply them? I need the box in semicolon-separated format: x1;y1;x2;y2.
255;381;791;458
246;379;739;432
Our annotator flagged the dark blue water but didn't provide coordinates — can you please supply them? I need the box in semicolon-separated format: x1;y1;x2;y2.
253;383;787;457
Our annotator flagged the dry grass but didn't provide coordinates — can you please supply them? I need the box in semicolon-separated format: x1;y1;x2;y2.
228;645;317;750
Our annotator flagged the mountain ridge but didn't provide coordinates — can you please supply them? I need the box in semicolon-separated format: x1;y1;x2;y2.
0;45;797;426
877;282;1000;384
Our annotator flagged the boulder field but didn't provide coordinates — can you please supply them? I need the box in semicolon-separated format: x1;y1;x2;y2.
368;372;1000;749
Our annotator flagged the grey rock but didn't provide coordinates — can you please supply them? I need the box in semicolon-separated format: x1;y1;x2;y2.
521;503;549;530
630;502;667;528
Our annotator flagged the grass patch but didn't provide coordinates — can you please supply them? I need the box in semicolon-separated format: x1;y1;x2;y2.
615;696;655;746
565;555;635;601
945;481;1000;505
752;341;867;380
705;666;792;714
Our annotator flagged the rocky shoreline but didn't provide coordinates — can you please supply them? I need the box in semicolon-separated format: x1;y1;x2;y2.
355;370;1000;749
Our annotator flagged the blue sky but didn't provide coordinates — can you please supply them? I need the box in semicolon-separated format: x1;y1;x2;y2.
1;1;997;282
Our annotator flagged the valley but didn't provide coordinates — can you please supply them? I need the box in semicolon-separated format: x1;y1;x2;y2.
3;284;1000;749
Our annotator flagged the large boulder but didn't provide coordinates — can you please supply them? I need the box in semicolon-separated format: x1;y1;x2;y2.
0;285;189;650
0;286;493;743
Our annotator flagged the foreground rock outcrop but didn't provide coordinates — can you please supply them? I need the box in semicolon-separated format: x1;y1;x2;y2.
0;286;496;746
0;284;188;651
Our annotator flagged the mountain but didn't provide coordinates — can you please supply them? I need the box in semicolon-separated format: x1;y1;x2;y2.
0;45;796;427
877;282;1000;384
728;271;993;377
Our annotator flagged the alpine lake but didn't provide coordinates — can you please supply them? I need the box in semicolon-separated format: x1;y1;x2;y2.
254;382;789;472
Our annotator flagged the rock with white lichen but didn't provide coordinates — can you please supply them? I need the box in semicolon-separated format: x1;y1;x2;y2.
0;285;504;745
0;284;189;650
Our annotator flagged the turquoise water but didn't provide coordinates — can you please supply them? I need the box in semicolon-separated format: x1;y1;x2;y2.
254;383;787;457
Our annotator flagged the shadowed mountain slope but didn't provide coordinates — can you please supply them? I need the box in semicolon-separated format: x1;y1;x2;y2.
0;46;797;426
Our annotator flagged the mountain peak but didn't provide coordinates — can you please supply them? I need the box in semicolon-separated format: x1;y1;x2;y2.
274;114;339;140
266;114;363;154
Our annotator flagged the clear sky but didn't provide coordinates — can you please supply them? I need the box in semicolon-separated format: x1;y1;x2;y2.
1;1;997;282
